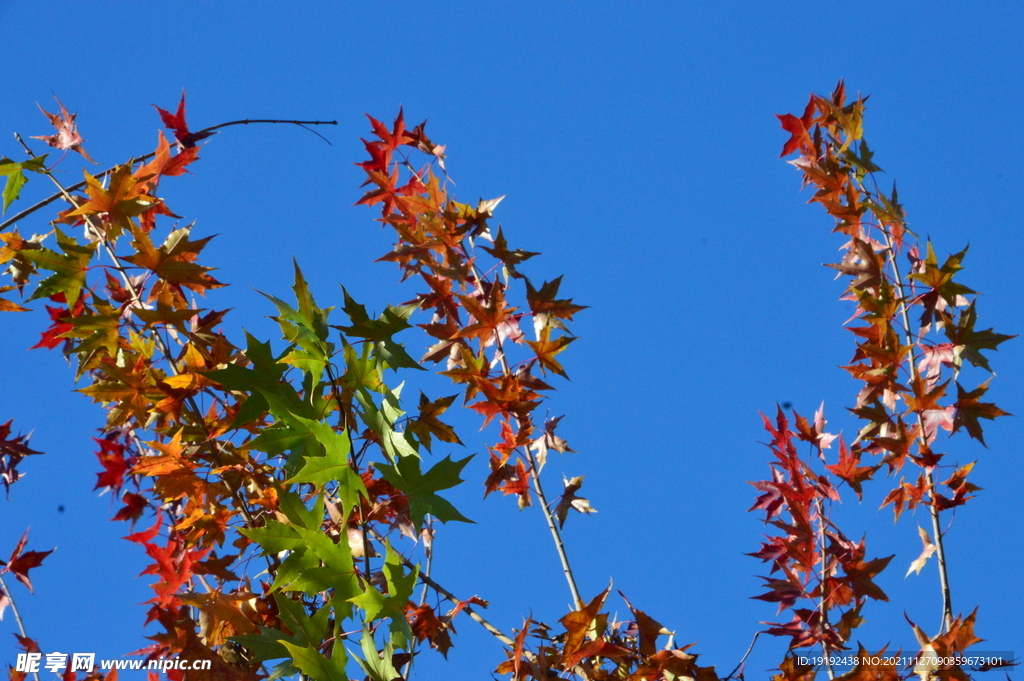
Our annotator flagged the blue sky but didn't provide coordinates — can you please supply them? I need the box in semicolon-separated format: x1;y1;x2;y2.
1;2;1022;679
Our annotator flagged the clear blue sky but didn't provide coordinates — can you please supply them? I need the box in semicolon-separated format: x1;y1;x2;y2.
1;2;1021;679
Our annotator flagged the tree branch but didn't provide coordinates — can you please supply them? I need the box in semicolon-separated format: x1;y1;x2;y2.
724;631;760;680
869;185;955;634
0;118;337;232
525;445;583;610
0;571;41;681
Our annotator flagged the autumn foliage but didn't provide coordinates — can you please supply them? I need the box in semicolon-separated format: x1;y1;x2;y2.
0;84;1015;681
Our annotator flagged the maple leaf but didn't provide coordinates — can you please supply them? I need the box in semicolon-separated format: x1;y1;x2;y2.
771;654;817;681
27;299;80;350
23;228;97;308
525;276;586;336
527;324;575;378
112;491;149;523
824;438;878;500
841;549;893;602
777;99;817;158
0;156;48;216
879;474;929;522
154;93;215;148
528;415;572;472
753;575;805;612
65;164;162;239
406;392;462;452
93;436;134;493
792;402;837;455
0;419;42;496
618;592;667;657
406;603;453;657
0;284;29;312
31;96;94;162
559;586;611;663
554;475;597;528
376;455;474;531
943;300;1016;373
905;525;937;577
178;590;259;646
335;287;422;370
835;644;901;681
952;379;1009;446
192;552;240;582
455;282;517;345
366;109;417;153
481;227;539;279
79;355;166;427
483;452;517;493
0;529;54;592
121;225;225;305
494;617;532;680
826;237;885;292
135;131;201;186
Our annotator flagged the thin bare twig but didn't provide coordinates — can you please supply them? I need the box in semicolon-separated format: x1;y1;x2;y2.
0;572;41;681
0;118;337;232
365;526;514;648
524;445;583;610
724;631;760;680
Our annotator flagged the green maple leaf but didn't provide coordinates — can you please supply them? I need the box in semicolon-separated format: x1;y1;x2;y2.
355;385;418;461
349;629;400;681
206;332;300;427
260;261;335;387
233;596;332;669
282;526;360;602
334;287;422;371
238;519;304;554
280;639;348;681
24;228;96;307
377;454;474;530
0;156;46;214
349;542;417;648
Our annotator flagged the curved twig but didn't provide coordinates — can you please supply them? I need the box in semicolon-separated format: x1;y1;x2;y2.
724;631;760;680
0;118;338;232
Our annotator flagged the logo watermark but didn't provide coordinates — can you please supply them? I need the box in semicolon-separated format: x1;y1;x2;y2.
15;652;212;674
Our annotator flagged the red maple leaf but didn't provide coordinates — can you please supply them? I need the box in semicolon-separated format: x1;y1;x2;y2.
0;529;54;592
777;99;817;157
30;293;86;351
112;492;149;523
824;438;878;500
94;437;135;492
406;603;453;657
154;93;215;148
